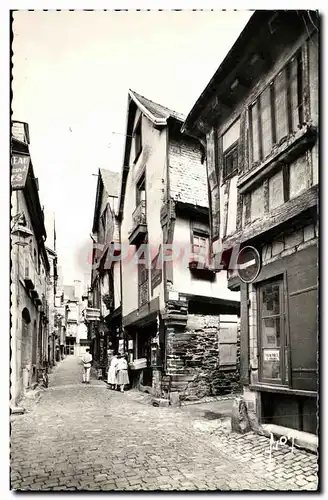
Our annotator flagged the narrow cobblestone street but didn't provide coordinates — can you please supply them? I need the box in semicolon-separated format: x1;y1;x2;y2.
10;357;318;491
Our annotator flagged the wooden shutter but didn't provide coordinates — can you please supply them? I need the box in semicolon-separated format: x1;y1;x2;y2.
219;322;238;367
206;128;220;242
250;103;260;163
274;69;289;143
260;86;273;158
289;55;301;133
287;243;318;391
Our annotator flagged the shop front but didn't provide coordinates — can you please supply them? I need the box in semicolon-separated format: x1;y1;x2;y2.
124;313;163;394
240;228;318;435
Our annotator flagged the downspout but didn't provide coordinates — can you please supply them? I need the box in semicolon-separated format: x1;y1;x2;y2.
118;218;123;342
163;125;170;305
161;124;171;376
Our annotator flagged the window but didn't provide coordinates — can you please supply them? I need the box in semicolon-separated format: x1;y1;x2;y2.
221;118;240;181
192;232;209;256
134;118;142;163
250;50;303;164
136;174;146;206
258;277;288;385
138;245;149;308
223;141;238;180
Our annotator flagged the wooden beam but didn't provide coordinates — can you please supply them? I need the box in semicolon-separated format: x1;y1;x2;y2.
238;124;317;194
223;184;318;248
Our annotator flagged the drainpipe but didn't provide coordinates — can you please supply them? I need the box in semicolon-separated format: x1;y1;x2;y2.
118;219;123;343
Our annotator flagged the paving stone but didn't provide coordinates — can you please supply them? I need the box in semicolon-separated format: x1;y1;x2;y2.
10;356;318;492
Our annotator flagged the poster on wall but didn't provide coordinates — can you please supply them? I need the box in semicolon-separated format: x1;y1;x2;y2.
263;349;280;362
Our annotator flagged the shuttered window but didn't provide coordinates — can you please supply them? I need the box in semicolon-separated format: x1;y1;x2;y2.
250;50;304;164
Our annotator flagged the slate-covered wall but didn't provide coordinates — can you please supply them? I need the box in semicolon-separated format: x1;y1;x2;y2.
166;313;240;399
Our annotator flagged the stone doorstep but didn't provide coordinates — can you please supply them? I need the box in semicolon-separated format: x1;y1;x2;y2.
262;424;318;454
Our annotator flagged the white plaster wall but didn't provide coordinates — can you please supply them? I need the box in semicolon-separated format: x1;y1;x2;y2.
121;109;166;317
172;215;240;302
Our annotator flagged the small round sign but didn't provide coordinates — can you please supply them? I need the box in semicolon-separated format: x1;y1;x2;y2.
237;246;261;283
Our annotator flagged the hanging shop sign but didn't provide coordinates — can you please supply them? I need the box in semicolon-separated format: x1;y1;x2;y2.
84;307;101;322
11;154;30;190
237;246;261;283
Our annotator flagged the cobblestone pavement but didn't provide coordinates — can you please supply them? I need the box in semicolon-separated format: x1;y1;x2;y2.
10;356;319;491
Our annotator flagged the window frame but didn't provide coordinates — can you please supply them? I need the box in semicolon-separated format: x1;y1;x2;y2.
136;173;146;207
222;140;239;181
249;49;304;165
191;230;210;256
137;243;149;308
256;274;290;386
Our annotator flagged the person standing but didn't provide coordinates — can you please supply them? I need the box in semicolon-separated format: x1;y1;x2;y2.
116;353;130;393
107;351;118;390
82;348;93;384
106;347;114;381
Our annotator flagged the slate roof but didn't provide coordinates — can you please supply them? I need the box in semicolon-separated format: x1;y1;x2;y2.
99;169;120;198
129;90;186;124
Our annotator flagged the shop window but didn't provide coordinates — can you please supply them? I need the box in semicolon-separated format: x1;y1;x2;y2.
258;277;288;385
250;50;304;164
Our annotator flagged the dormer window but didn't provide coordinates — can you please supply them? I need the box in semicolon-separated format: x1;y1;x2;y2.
134;118;142;163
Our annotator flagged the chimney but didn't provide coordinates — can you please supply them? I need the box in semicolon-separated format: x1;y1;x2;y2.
74;280;82;302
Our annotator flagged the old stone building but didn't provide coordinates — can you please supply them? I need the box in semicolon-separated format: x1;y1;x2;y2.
88;168;121;377
11;121;50;406
118;90;240;400
44;211;58;366
183;11;319;432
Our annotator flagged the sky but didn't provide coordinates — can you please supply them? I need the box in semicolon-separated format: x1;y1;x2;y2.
12;9;252;289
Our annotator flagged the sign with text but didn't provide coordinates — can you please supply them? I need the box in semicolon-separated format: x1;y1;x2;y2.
263;349;280;362
11;154;30;190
